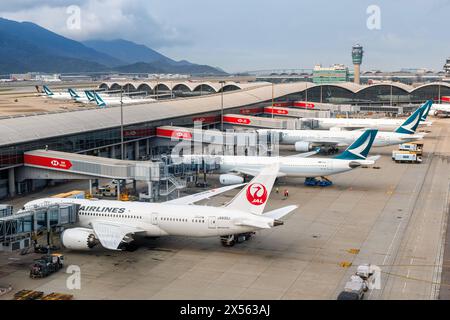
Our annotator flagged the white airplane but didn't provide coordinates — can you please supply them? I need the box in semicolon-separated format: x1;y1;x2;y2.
68;89;96;104
430;103;450;117
259;101;429;152
302;100;433;130
22;164;297;249
42;85;72;100
178;129;380;185
93;92;155;107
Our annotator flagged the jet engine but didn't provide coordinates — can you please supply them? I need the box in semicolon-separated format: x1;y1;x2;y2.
294;141;314;152
219;174;244;185
61;228;98;250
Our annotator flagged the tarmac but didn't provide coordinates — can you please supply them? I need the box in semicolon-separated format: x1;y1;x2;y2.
1;118;450;300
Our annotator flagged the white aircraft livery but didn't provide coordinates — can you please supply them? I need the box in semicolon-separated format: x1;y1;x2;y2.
178;129;380;185
22;163;297;249
262;100;429;152
302;100;432;130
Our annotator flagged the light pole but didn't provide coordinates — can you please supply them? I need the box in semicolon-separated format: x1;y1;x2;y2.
220;81;225;131
120;87;124;160
271;82;274;119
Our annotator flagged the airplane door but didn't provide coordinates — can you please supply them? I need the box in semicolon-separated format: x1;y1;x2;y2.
208;216;217;229
151;212;158;225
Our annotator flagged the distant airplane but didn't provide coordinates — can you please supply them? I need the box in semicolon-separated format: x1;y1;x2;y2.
259;100;430;152
68;88;95;103
301;101;433;131
430;103;450;117
92;92;155;107
42;85;72;100
179;129;380;185
23;163;297;249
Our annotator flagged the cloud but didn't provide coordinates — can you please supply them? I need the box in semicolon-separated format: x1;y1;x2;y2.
0;0;188;48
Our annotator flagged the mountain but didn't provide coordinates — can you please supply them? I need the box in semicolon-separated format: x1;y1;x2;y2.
0;27;108;73
114;61;227;75
0;18;123;68
83;39;226;75
0;17;226;75
83;39;175;65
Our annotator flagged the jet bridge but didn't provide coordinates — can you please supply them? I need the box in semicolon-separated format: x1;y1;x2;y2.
20;150;184;201
0;203;78;252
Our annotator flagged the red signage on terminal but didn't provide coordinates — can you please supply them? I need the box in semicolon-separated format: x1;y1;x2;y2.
264;107;289;115
24;154;73;170
156;128;193;139
222;115;251;125
293;101;315;109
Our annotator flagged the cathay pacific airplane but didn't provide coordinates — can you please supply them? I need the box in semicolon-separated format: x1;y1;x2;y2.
178;129;379;185
92;92;155;107
22;163;296;249
68;88;96;104
301;101;433;130
42;85;72;100
258;100;429;152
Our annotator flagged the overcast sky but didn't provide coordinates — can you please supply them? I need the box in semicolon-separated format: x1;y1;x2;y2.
1;0;449;72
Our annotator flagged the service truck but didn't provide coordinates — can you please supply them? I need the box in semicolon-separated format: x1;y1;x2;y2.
392;150;422;163
398;142;423;155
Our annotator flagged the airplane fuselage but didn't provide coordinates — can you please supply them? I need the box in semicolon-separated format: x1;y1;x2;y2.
181;155;374;178
278;129;422;147
23;198;272;238
304;117;430;130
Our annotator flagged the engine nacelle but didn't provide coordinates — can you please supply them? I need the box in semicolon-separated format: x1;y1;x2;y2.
61;228;98;250
219;174;244;185
294;141;313;152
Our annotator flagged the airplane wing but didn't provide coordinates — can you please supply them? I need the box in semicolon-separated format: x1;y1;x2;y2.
230;167;286;178
91;221;144;250
165;183;246;205
286;148;320;158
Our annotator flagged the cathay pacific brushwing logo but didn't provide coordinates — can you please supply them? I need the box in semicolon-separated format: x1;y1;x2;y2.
400;109;421;133
347;133;371;159
421;103;431;121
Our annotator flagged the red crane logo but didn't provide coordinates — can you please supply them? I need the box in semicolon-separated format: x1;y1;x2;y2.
246;183;268;206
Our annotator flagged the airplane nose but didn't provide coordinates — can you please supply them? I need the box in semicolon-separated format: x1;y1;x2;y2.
349;161;362;169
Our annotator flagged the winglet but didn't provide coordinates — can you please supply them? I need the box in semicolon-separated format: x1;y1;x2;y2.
225;162;279;215
334;129;378;160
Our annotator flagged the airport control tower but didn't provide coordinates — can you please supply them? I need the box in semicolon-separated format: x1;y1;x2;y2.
352;44;364;84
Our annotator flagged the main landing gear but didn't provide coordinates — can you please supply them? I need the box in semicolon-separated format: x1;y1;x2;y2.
220;232;255;247
304;176;333;187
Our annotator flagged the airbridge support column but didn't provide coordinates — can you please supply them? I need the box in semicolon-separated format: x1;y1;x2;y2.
135;141;140;160
110;145;116;159
8;168;16;197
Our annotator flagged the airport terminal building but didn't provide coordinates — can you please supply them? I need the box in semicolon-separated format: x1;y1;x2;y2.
1;81;449;199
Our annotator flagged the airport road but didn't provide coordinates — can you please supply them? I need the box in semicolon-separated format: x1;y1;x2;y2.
1;119;450;300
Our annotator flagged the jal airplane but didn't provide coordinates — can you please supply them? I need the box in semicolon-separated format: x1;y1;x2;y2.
178;129;379;185
259;100;429;152
93;92;155;107
301;100;433;131
22;163;297;249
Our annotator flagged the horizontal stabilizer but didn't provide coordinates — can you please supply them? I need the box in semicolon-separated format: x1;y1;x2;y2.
264;205;298;220
234;219;271;229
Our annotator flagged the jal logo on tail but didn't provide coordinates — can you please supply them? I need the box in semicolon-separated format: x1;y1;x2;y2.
246;183;268;206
